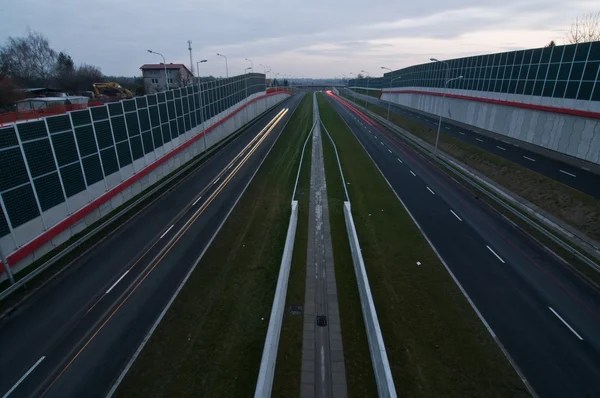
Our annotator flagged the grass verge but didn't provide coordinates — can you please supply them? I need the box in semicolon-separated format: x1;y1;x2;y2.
341;91;600;244
116;94;312;397
271;95;313;396
351;88;381;98
318;93;528;397
320;96;379;397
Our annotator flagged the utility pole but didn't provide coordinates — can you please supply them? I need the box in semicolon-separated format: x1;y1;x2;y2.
188;40;194;76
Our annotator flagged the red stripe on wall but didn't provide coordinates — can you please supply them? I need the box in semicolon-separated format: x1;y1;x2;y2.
1;91;291;271
381;89;600;120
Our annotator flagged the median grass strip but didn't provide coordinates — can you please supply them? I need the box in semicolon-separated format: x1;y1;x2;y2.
341;91;600;244
271;94;313;397
116;94;312;397
318;93;528;397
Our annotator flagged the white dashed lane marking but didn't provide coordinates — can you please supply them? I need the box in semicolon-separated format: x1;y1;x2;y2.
450;210;462;221
486;245;505;263
496;146;506;151
560;170;576;177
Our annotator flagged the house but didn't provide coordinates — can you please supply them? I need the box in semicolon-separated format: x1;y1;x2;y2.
140;63;193;94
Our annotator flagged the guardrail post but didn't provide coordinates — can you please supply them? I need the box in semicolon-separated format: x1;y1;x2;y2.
0;245;15;285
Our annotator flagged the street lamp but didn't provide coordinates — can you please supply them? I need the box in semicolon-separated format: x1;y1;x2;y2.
196;60;207;84
216;53;228;78
245;58;253;73
147;49;169;90
245;67;252;122
196;59;208;152
361;69;371;108
381;66;394;121
432;60;462;155
349;72;357;102
431;58;462;156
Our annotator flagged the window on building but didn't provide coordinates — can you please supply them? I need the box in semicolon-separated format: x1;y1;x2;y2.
168;79;173;84
151;78;158;84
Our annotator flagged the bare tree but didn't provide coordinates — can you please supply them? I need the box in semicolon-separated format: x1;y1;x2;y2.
0;30;57;87
0;76;25;112
566;11;600;44
178;72;193;87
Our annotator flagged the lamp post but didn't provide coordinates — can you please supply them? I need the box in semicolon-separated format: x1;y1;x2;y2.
245;58;253;73
147;49;169;90
381;67;393;121
349;72;358;103
245;67;251;123
196;59;208;152
196;60;207;84
434;74;463;155
216;53;228;78
361;69;370;108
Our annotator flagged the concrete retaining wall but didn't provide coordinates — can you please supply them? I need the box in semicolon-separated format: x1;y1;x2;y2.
0;92;290;280
381;87;600;166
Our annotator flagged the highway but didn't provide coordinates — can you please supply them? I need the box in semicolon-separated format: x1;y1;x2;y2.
344;89;600;199
0;93;303;398
326;92;600;397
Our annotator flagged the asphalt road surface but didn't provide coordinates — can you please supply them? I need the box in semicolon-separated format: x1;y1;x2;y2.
326;92;600;397
345;88;600;199
0;93;303;398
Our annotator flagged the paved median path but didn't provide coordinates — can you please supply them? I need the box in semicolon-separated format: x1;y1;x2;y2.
300;93;347;398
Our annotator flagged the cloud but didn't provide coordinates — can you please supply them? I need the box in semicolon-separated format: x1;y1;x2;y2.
0;0;597;78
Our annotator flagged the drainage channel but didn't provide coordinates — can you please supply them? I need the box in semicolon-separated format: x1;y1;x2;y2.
300;93;347;398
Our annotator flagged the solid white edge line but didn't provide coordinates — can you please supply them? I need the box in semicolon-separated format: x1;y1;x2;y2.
106;270;131;294
559;169;576;177
486;245;506;264
105;92;302;398
340;125;536;396
450;210;462;221
388;149;392;154
548;307;584;340
523;156;536;162
159;225;174;240
2;356;46;398
192;196;203;206
397;158;403;164
496;146;506;151
409;170;416;177
426;187;435;195
475;138;484;142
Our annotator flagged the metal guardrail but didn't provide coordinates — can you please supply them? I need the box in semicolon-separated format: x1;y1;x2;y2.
319;95;396;396
355;99;600;274
292;120;317;201
254;200;299;398
343;202;397;398
0;96;294;301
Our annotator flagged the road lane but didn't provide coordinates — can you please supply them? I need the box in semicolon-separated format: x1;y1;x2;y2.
327;92;600;397
345;89;600;199
0;94;302;398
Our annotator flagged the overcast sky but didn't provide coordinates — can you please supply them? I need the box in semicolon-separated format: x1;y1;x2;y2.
0;0;597;79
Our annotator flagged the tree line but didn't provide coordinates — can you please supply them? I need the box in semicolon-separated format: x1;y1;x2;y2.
0;30;145;111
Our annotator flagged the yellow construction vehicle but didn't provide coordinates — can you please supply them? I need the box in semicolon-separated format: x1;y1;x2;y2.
92;82;134;101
